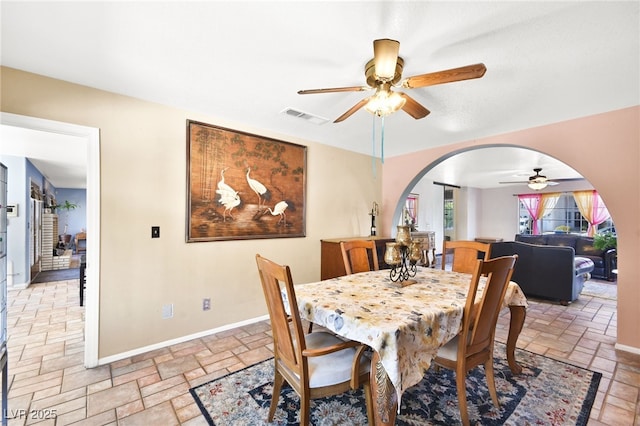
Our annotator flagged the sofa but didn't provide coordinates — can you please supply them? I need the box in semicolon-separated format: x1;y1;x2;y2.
514;234;617;281
490;239;595;304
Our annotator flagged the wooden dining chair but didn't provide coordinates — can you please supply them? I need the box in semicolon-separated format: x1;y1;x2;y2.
340;240;379;275
74;231;87;255
442;240;492;273
255;254;374;426
433;254;518;426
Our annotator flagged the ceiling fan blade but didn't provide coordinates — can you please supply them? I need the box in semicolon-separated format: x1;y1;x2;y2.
553;177;585;183
298;86;370;95
334;97;371;123
399;93;430;119
401;63;487;89
373;39;400;80
499;180;572;186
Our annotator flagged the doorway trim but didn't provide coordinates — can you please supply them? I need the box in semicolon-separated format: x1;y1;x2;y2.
0;112;100;368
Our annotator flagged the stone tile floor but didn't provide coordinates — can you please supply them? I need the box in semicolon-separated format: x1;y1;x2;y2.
4;278;638;425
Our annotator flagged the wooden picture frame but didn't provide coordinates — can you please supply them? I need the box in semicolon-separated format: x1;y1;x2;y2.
186;120;306;242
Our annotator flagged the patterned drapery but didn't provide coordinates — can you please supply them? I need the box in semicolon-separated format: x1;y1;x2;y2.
518;193;561;234
573;190;610;237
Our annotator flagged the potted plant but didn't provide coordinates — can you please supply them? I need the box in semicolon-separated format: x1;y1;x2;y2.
593;231;617;251
53;200;78;248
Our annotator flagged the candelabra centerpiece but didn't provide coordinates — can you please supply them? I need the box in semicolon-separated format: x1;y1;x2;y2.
384;225;423;285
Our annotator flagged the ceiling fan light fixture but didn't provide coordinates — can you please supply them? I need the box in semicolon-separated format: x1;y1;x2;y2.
527;181;548;190
365;87;406;117
527;168;548;190
373;39;400;80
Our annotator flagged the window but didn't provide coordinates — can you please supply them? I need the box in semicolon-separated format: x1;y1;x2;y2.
518;192;614;235
444;189;454;230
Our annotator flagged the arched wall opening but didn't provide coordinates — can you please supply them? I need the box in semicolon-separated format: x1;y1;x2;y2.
388;144;602;245
380;106;639;352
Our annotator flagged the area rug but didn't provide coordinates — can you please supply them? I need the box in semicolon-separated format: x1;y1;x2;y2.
581;281;617;300
31;268;80;284
190;343;601;425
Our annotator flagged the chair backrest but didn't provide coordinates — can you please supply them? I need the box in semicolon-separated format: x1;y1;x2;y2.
75;232;87;253
255;254;305;374
340;240;379;275
462;255;517;358
442;240;492;274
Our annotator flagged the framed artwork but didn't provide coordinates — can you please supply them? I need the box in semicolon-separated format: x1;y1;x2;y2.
186;120;306;242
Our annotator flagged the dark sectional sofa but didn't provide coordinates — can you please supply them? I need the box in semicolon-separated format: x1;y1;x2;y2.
514;234;617;281
490;240;592;304
490;233;616;305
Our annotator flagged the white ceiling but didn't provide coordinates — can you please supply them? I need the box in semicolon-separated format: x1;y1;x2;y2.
1;1;638;189
0;124;87;189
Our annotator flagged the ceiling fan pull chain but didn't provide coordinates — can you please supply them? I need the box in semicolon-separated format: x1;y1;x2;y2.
371;116;377;177
381;116;385;164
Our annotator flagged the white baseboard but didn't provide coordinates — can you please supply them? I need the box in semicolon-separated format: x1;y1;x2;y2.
97;314;270;366
614;342;640;355
10;281;29;290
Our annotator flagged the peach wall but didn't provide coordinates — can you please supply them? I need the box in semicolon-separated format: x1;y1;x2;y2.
382;107;640;350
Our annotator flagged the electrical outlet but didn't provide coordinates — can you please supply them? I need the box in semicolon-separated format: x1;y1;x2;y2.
151;226;160;238
202;298;211;311
162;303;173;319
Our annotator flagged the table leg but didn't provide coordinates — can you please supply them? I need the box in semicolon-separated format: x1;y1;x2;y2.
420;249;430;267
506;305;526;374
369;350;397;425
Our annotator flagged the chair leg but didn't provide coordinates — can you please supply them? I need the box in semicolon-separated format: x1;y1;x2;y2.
300;393;310;426
485;358;500;407
268;369;284;421
363;382;374;426
456;367;470;426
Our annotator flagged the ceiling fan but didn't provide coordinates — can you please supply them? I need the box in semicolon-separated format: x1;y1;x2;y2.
499;168;580;190
298;39;487;123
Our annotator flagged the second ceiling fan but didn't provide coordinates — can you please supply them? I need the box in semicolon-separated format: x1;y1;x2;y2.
298;38;487;123
499;168;583;190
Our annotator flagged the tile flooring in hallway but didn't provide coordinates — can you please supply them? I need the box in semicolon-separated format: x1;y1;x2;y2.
3;278;639;425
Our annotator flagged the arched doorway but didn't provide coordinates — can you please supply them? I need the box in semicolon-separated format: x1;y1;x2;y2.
389;146;589;241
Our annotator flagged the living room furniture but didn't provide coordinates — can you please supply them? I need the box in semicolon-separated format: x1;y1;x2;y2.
514;234;616;281
320;236;394;280
490;239;595;304
340;240;379;275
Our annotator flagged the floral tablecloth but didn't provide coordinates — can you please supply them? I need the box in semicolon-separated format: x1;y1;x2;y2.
293;267;528;405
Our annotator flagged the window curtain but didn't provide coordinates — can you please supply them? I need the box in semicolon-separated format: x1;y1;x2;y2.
519;193;561;234
405;197;417;224
573;190;610;237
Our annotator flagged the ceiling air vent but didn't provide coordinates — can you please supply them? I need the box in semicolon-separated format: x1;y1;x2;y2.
281;108;329;125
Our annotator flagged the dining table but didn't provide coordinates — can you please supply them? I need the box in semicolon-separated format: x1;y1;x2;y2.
293;266;528;425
